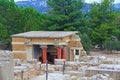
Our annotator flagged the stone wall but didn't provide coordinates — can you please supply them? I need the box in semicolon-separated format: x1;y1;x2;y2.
0;50;13;80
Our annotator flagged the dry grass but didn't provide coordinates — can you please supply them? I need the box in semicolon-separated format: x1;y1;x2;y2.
89;49;120;58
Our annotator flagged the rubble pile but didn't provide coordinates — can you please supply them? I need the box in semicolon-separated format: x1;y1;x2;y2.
78;74;113;80
14;59;41;80
13;56;120;80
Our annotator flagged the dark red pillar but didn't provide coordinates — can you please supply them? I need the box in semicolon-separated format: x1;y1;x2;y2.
63;46;66;59
41;46;47;63
57;47;62;59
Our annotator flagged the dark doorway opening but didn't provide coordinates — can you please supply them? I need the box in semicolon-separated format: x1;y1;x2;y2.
33;45;42;62
47;45;57;64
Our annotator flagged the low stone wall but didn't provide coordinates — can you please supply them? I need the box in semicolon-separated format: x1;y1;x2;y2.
14;59;41;80
86;69;120;80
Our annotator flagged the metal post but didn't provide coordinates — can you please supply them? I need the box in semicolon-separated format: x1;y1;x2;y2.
21;70;24;80
63;61;65;75
40;63;41;75
46;60;48;80
97;57;99;64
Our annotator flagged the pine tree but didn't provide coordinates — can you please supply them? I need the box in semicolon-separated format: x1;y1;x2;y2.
87;0;119;45
47;0;85;31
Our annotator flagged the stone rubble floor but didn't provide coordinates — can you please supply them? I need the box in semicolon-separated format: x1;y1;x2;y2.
31;76;40;80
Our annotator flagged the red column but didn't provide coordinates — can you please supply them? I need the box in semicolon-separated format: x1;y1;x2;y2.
41;46;47;63
57;47;62;59
63;46;66;59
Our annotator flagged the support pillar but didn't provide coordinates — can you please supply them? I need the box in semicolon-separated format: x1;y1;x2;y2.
41;45;47;63
57;47;62;59
26;45;33;60
63;46;66;59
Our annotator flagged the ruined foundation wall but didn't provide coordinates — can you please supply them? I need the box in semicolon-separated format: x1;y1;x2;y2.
0;51;14;80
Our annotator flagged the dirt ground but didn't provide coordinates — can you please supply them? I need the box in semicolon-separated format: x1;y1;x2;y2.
89;49;120;58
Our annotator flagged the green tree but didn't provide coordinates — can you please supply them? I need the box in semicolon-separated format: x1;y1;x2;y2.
0;1;16;40
87;0;119;46
115;16;120;40
22;7;45;31
0;0;48;49
0;16;10;43
103;40;120;52
47;0;85;31
79;33;92;54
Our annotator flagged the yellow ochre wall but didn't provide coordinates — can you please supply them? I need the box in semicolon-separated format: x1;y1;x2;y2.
12;35;83;60
12;37;26;60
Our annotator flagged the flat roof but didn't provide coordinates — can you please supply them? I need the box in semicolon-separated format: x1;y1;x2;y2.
12;31;78;38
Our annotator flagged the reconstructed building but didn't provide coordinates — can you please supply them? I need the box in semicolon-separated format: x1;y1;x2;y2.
12;31;84;63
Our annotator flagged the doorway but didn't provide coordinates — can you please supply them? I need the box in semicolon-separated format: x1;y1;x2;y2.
47;45;57;64
33;45;42;61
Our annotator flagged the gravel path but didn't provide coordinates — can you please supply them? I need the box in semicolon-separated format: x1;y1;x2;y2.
30;76;41;80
